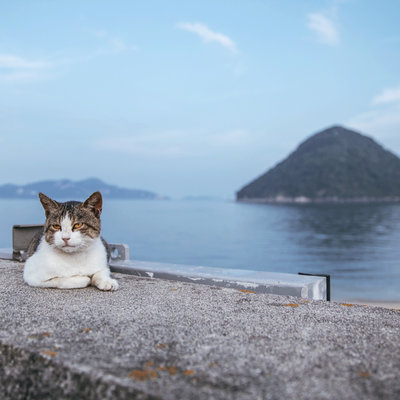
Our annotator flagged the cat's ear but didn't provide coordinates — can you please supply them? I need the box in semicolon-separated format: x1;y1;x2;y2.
39;193;59;218
82;191;102;217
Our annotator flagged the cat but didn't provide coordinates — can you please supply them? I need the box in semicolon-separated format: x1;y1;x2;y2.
23;191;119;291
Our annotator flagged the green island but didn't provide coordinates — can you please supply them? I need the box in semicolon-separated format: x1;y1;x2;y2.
237;125;400;203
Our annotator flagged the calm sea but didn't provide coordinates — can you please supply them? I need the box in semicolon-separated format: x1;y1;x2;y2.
1;198;400;302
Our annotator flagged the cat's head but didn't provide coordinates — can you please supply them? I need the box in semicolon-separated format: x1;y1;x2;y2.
38;191;103;253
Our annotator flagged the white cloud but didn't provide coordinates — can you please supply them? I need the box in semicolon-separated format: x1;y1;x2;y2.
177;22;238;54
94;129;250;158
108;38;137;53
346;87;400;148
92;29;108;38
307;13;339;46
0;53;52;83
0;54;51;69
94;132;187;158
372;86;400;105
210;130;249;147
0;71;40;83
347;105;400;137
89;29;137;54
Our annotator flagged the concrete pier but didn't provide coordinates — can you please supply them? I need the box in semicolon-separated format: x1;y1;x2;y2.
1;259;399;399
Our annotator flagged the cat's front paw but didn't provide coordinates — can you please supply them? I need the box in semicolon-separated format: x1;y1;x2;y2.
94;277;119;291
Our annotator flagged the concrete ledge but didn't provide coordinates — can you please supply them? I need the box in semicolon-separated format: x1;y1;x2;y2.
1;259;400;399
109;259;327;300
1;248;327;300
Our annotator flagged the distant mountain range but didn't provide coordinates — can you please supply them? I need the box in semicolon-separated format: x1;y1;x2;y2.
237;125;400;203
0;178;165;200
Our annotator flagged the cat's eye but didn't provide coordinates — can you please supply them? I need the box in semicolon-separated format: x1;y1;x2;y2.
73;223;83;230
52;224;61;231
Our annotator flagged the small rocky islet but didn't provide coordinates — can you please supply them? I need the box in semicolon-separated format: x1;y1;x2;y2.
237;125;400;203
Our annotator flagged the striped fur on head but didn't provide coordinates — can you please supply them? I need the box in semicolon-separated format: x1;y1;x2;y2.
39;191;103;246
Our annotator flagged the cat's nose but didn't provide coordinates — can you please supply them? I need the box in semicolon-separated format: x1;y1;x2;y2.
62;237;70;244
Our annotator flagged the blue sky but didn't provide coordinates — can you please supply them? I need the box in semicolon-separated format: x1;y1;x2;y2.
1;0;400;198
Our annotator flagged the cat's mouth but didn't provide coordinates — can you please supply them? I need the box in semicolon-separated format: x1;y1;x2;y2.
60;244;79;252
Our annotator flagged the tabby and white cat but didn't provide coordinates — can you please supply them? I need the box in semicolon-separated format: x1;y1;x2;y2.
23;191;118;291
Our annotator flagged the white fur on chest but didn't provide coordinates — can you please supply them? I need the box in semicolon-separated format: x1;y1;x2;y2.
24;236;108;284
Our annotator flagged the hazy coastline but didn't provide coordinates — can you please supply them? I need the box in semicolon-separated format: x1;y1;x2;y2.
346;300;400;310
238;196;400;204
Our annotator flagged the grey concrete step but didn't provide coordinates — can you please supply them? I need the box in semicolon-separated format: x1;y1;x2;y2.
1;259;399;400
0;248;328;300
110;259;328;300
5;224;329;301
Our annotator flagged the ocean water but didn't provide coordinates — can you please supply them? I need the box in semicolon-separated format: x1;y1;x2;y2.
1;198;400;302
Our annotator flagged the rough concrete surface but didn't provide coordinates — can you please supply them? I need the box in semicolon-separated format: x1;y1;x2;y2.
0;259;399;400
